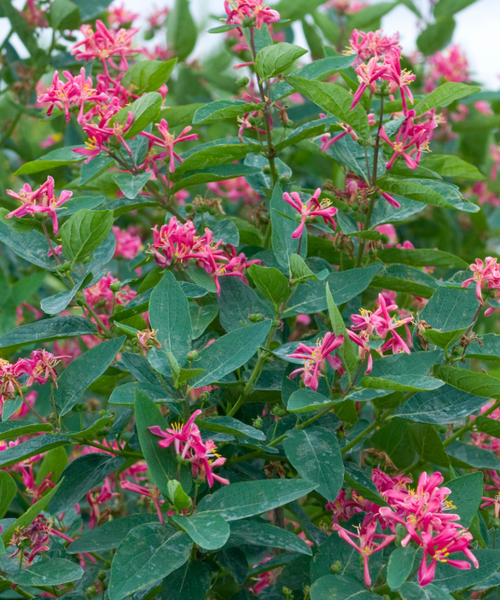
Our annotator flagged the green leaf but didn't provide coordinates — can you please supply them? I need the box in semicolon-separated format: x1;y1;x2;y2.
344;463;388;507
49;0;80;29
283;427;344;502
67;515;157;554
150;272;192;364
14;146;83;175
395;384;489;424
135;390;184;496
193;100;259;125
0;221;55;270
466;334;500;360
347;1;398;28
0;472;16;519
407;422;450;467
377;177;456;210
371;264;438;299
0;421;52;443
248;264;290;306
287;389;335;414
177;138;261;174
432;549;500;592
286;77;370;140
475;415;500;439
272;55;356;101
169;164;261;193
416;18;456;56
109;523;193;600
61;209;114;264
36;446;68;490
161;562;212;600
166;0;197;61
414;82;481;115
10;559;84;587
275;116;339;152
310;574;381;600
167;480;191;511
378;248;468;269
2;480;62;545
326;283;359;378
434;365;500;399
171;513;230;550
217;277;274;332
198;479;317;521
111;92;163;139
0;316;94;350
191;321;272;387
420;287;479;331
112;172;152;199
400;582;454;600
195;416;265;441
387;546;416;590
271;183;307;270
361;375;444;393
422;328;466;350
0;434;70;468
72;0;112;20
121;59;177;94
447;472;483;528
290;253;325;282
48;453;124;516
227;520;312;555
283;264;383;317
190;304;218;339
447;440;500;470
434;0;480;19
55;337;125;416
255;43;307;80
421;154;484;180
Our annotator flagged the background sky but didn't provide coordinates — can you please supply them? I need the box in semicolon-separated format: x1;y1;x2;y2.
1;0;499;89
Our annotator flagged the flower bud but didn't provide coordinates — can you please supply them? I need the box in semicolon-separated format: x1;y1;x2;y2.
330;561;342;573
87;586;96;595
110;281;121;293
97;571;107;582
277;408;286;417
187;350;199;361
99;409;107;417
279;175;289;184
381;234;390;244
236;76;249;87
272;319;281;328
56;262;71;273
272;405;282;415
452;345;463;356
249;313;263;323
253;417;263;429
199;391;210;402
185;204;194;214
263;165;272;174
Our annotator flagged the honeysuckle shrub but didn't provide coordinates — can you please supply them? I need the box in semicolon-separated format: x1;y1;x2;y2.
2;0;500;599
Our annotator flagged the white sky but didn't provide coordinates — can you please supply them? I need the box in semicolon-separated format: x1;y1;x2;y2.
1;0;499;89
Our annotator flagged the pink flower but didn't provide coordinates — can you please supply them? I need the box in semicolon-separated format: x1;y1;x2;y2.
287;332;344;391
39;132;63;148
71;20;139;71
38;68;108;124
350;57;388;110
225;0;280;30
121;480;164;524
86;478;119;528
491;144;500;181
424;44;470;93
333;517;396;587
207;177;260;204
462;257;500;308
345;29;400;63
112;226;142;260
384;47;416;115
347;329;373;374
107;2;138;27
14;349;67;387
6;176;72;234
149;410;202;456
325;0;369;14
146;5;169;29
376;223;397;246
320;121;358;152
140;119;199;173
283;188;337;239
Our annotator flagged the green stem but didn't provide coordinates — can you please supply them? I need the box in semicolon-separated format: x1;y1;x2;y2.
15;587;35;599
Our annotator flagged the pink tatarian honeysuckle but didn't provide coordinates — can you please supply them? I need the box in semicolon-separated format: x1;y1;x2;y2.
491;144;500;181
37;68;108;124
224;0;280;30
325;0;369;14
384;47;416;115
140;119;199;173
283;188;338;239
287;332;344;391
149;410;229;487
112;226;142;260
462;257;500;315
6;176;72;234
424;44;470;93
333;517;396;587
344;29;400;63
350;57;389;110
121;480;165;524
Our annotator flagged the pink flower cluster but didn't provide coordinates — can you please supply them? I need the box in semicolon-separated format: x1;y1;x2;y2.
107;2;139;27
6;176;72;234
150;217;262;295
287;332;344;391
207;177;260;205
224;0;280;30
112;226;143;260
345;29;401;64
0;350;65;409
84;272;137;333
325;0;369;14
424;44;470;93
348;293;413;373
331;468;478;587
283;188;338;239
462;257;500;315
140;118;199;174
150;410;229;487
